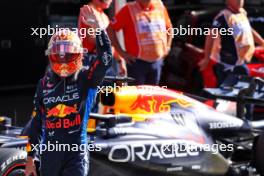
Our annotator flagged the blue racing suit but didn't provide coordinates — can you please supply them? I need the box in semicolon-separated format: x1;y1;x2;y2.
27;30;112;176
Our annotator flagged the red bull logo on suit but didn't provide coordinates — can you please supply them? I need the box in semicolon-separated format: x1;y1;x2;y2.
47;104;78;118
46;104;80;129
46;114;81;129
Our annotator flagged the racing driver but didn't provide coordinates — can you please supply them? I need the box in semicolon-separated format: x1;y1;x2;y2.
25;6;112;176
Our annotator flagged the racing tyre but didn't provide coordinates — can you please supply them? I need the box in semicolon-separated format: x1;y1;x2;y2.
255;134;264;176
0;148;27;176
7;168;25;176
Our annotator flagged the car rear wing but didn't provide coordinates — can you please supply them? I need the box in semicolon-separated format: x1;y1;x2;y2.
204;75;264;119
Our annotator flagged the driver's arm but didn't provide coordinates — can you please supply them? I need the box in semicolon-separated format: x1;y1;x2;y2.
252;28;264;47
83;29;113;88
27;81;43;158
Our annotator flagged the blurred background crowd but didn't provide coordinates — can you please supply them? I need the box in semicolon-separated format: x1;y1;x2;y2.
0;0;263;126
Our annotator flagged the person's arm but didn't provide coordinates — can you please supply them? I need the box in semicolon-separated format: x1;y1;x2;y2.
163;7;173;55
25;81;43;176
107;26;125;59
252;28;264;46
107;25;135;64
199;13;223;70
199;29;217;71
107;6;136;64
113;48;127;76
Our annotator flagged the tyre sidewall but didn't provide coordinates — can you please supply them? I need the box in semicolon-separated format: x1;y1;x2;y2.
0;148;27;176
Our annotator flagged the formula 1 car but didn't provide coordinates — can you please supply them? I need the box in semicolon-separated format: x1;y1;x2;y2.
0;77;264;176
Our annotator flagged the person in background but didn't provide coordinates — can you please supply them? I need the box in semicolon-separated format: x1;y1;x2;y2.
199;0;264;86
78;0;127;76
199;0;264;120
107;0;173;85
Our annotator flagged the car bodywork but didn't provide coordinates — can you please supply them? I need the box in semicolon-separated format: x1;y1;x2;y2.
0;82;264;176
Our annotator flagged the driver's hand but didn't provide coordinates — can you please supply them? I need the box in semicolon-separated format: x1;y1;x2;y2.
80;5;100;29
25;157;37;176
199;58;210;71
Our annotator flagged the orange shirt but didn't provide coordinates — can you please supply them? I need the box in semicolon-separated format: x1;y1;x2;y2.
78;5;109;53
211;8;255;65
110;0;172;62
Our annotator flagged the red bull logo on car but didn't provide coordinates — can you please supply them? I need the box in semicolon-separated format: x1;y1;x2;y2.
47;104;78;118
130;94;192;113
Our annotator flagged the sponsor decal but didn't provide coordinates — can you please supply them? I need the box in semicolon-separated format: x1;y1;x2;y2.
66;84;78;93
43;92;79;105
130;93;192;113
43;89;54;94
47;104;78;118
209;122;241;129
102;52;112;66
108;142;199;162
1;153;26;172
108;142;234;163
46;114;81;129
66;85;76;90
